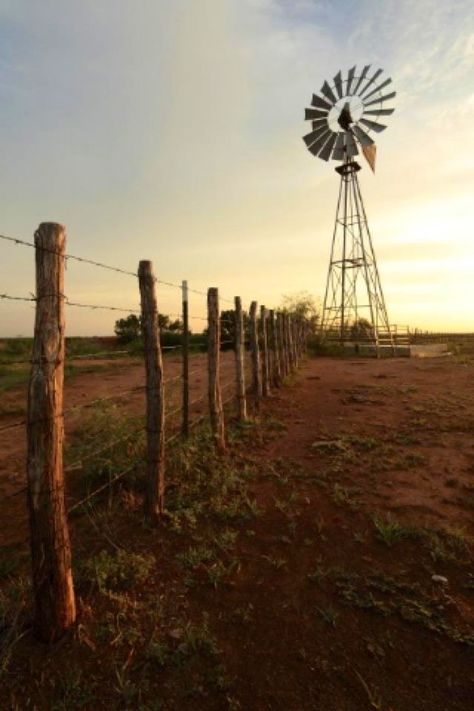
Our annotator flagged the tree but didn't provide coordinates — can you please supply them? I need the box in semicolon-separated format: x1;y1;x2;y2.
114;314;142;342
350;318;373;342
114;313;184;343
280;291;320;334
158;314;183;332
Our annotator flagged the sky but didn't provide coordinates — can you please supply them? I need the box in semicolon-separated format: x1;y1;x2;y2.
0;0;473;336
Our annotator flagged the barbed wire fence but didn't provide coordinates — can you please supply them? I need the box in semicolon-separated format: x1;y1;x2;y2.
0;222;308;641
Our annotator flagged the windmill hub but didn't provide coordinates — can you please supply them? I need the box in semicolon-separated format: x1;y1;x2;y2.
302;65;396;355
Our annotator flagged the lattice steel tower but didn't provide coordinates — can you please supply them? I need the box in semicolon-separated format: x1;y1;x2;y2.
302;65;395;353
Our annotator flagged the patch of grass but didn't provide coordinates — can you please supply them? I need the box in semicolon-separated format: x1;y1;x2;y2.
316;606;339;627
0;365;30;392
333;569;474;646
206;559;239;588
79;548;155;593
307;564;327;584
425;527;470;563
262;555;287;570
372;514;420;547
50;668;97;710
332;483;358;509
265;418;287;432
177;546;215;569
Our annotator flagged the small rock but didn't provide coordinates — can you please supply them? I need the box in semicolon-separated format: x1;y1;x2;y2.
432;574;448;585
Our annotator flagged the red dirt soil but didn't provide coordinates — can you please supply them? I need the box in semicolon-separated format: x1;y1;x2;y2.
2;354;474;710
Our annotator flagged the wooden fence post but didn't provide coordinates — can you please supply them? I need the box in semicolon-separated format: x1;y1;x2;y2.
269;309;281;387
208;288;225;451
138;261;165;520
27;222;76;642
276;312;285;379
249;301;262;408
182;280;189;437
282;313;290;376
260;305;270;396
288;314;296;372
291;315;299;369
234;296;247;421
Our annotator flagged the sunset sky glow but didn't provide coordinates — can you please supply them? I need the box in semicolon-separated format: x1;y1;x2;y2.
0;0;473;335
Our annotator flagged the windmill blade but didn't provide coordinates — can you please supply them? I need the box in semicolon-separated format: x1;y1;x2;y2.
305;107;328;120
312;118;328;131
333;70;344;99
360;117;387;133
311;94;332;111
364;91;396;108
352;64;370;95
321;80;338;105
359;68;383;97
303;123;330;147
332;133;346;161
345;66;356;95
345;131;359;157
308;130;332;156
363;77;392;102
318;133;338;161
352;124;374;148
363;107;395;116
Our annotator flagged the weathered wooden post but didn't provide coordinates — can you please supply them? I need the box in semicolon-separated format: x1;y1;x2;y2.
27;222;76;642
269;309;281;387
260;305;270;396
249;301;262;408
291;315;299;369
281;313;290;377
288;314;296;372
138;261;165;520
276;312;285;379
208;288;225;452
234;296;247;421
182;280;189;437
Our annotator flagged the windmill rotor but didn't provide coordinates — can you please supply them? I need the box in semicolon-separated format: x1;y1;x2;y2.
302;65;395;170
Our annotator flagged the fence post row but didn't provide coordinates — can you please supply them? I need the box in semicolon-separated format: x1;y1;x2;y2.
138;260;165;520
234;296;247;421
260;305;270;396
26;222;76;642
182;280;189;437
249;301;262;408
207;288;226;451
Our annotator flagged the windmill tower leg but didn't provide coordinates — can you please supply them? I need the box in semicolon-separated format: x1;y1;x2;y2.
320;159;393;356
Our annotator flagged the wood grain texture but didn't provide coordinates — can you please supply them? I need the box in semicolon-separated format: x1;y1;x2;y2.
234;296;247;421
27;222;76;642
269;309;281;388
139;260;165;520
207;288;225;451
182;280;189;437
260;305;270;396
249;301;262;408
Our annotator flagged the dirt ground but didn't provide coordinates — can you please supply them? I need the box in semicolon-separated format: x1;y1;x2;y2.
2;354;474;710
0;350;240;547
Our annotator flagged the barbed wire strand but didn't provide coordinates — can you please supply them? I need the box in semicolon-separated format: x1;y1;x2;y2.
0;233;236;304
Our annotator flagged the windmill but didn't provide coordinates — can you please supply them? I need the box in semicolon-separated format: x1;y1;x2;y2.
303;65;395;354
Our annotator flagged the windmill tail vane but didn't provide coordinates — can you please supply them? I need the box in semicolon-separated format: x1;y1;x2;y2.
303;65;395;355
